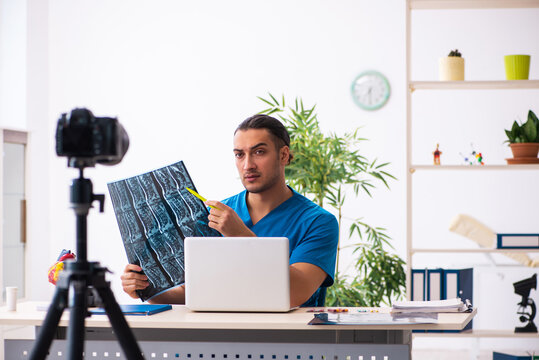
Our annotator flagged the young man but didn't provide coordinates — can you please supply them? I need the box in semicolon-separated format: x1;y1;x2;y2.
121;114;339;307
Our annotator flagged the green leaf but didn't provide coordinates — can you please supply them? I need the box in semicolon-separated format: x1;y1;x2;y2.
511;120;520;139
505;129;514;143
267;108;281;116
257;96;275;107
258;108;272;114
269;93;279;106
529;109;538;126
522;116;537;143
529;110;539;141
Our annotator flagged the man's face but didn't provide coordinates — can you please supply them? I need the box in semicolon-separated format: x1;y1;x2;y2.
233;129;288;194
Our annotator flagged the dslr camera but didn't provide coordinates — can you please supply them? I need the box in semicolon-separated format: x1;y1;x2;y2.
56;108;129;168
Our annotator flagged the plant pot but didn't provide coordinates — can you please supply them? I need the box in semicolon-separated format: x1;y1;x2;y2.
439;57;465;81
507;143;539;164
504;55;531;80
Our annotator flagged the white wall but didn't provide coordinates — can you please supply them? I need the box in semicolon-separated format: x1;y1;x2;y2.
0;0;26;129
25;0;52;303
44;0;408;304
0;0;51;302
2;0;539;353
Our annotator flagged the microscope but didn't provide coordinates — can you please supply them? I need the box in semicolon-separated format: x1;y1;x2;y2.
513;273;537;333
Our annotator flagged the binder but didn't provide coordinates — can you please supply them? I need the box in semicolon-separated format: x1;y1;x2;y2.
427;268;443;301
443;268;473;331
493;351;539;360
411;269;426;301
411;269;428;332
90;304;172;316
411;267;474;333
443;268;473;301
497;234;539;249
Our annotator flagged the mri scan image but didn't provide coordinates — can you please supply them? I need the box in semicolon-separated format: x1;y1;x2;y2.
108;161;220;301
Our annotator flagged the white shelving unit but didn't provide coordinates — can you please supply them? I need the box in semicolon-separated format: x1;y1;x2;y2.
410;79;539;90
412;248;539;254
410;0;539;9
405;0;539;342
410;164;539;171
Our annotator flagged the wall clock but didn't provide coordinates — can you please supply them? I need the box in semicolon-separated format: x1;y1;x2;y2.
351;70;391;111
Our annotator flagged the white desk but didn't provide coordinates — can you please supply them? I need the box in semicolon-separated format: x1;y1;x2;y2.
1;302;476;360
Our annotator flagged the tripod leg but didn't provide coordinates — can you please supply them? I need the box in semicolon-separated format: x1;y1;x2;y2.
95;284;144;360
67;279;89;360
30;286;69;360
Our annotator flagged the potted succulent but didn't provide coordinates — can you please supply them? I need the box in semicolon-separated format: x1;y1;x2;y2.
439;49;465;81
504;109;539;164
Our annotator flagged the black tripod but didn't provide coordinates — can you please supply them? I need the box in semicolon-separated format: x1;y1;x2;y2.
30;166;144;360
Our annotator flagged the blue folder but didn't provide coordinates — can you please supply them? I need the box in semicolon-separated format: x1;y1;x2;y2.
493;351;539;360
90;304;172;316
496;233;539;249
441;268;473;332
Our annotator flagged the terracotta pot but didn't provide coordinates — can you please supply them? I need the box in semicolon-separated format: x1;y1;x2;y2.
510;143;539;158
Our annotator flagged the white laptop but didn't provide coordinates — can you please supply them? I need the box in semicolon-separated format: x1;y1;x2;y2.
184;237;291;312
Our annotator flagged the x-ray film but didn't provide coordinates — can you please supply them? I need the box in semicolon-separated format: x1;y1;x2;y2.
108;161;220;301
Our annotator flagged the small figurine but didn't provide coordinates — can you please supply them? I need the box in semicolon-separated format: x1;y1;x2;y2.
473;150;484;165
433;143;442;165
460;143;484;166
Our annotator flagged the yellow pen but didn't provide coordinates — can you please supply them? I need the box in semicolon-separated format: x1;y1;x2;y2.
185;187;221;210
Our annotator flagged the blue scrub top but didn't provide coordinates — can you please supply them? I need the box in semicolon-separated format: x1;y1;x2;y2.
222;187;339;307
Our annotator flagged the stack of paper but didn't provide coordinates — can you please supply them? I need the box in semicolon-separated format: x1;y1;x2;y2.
392;298;469;313
308;312;438;325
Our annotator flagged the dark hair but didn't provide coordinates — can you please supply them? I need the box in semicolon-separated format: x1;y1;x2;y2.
235;114;293;164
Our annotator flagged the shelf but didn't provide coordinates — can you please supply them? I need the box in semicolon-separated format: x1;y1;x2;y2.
410;164;539;172
410;0;539;10
405;0;539;306
409;80;539;91
413;329;539;337
411;248;539;253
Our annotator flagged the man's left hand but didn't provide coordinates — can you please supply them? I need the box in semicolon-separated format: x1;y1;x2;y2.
205;200;255;237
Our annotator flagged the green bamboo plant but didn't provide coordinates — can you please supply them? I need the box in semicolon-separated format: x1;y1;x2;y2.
258;94;406;307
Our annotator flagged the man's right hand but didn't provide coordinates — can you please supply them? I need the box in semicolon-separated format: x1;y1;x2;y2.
120;264;149;299
205;200;256;237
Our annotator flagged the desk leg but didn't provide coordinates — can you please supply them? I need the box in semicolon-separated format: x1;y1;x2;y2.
405;330;412;360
